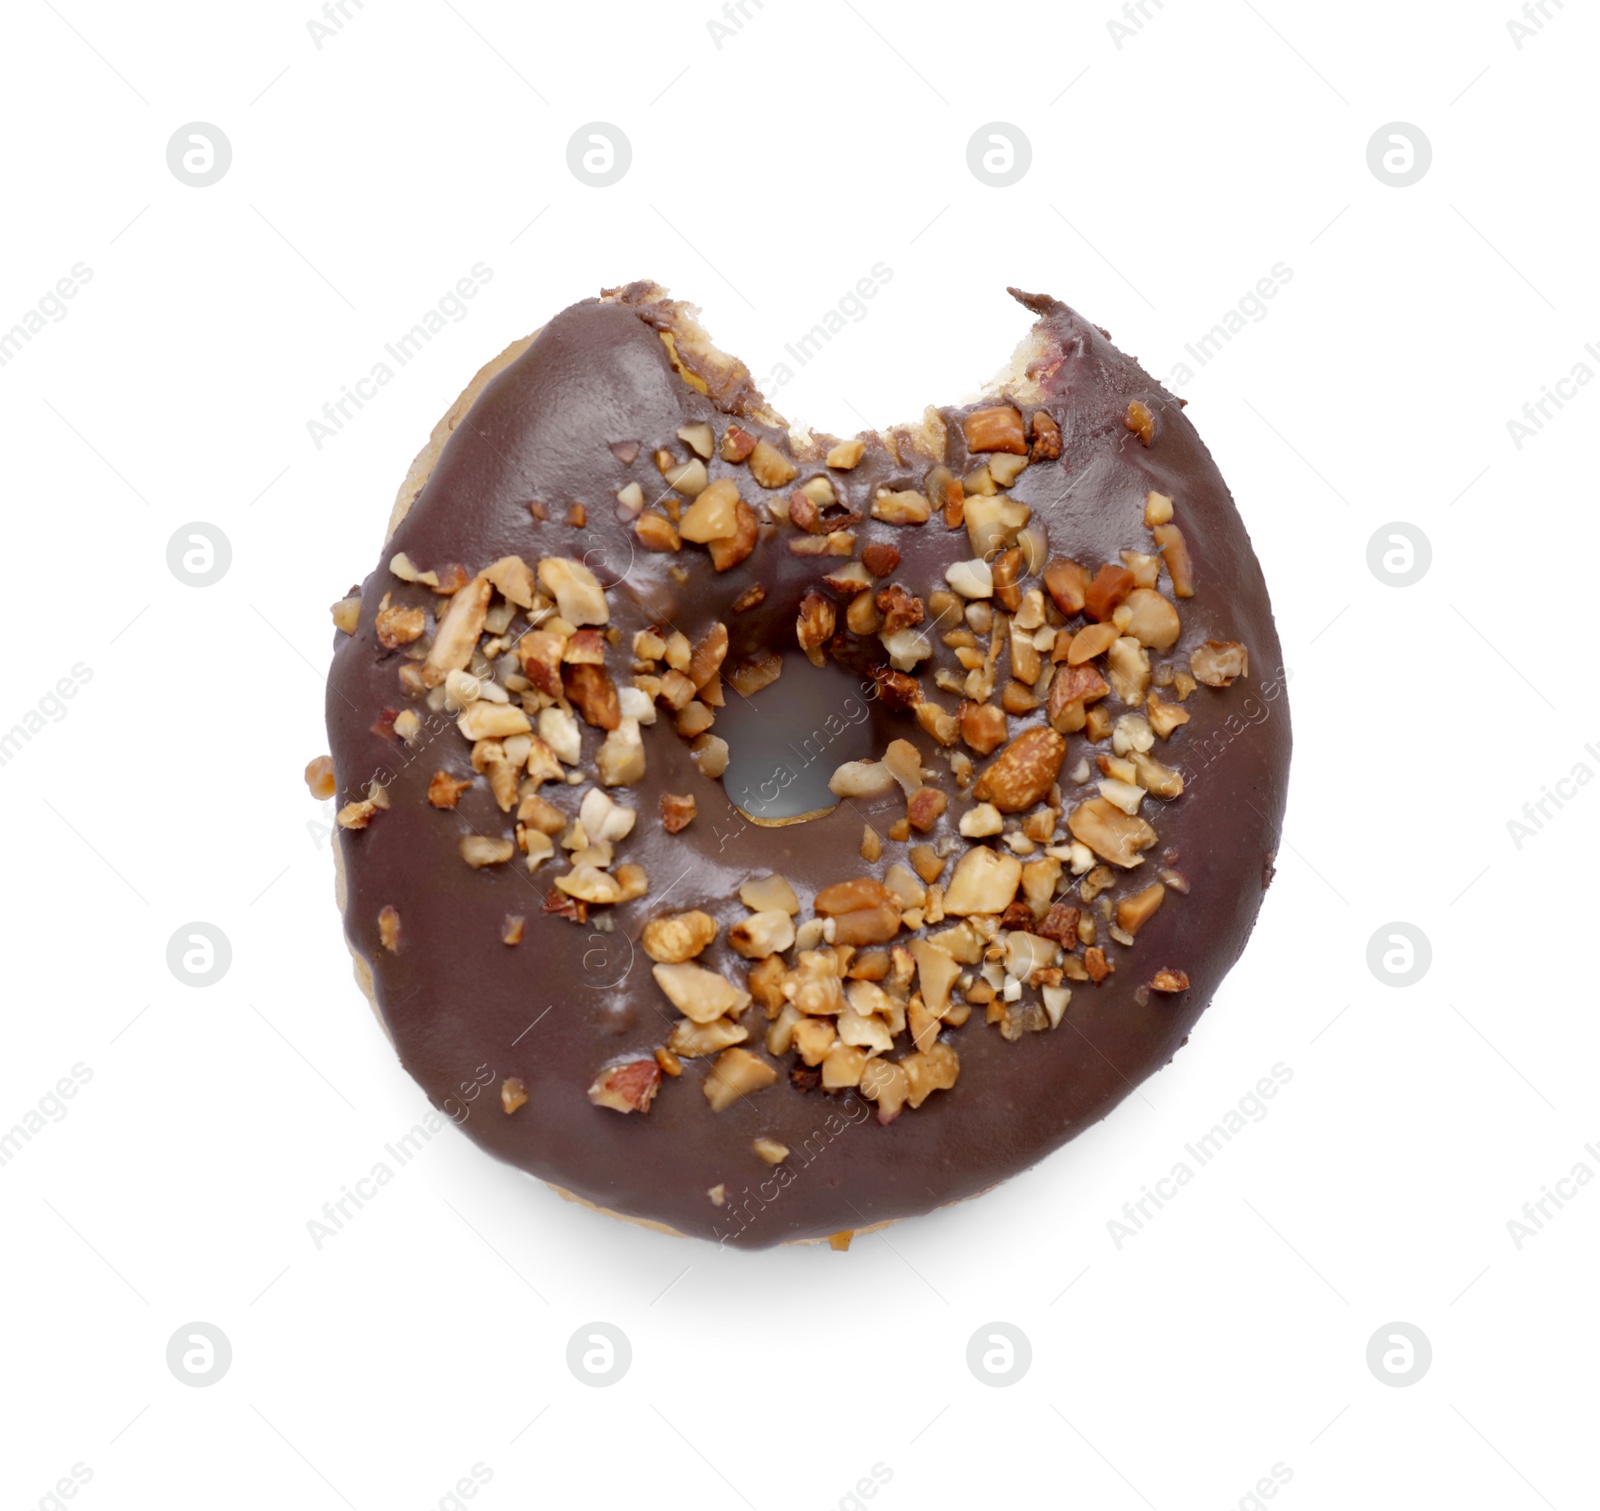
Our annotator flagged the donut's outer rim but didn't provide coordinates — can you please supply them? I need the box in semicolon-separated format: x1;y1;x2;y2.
332;325;906;1247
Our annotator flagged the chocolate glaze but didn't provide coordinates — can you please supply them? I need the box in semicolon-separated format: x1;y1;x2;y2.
325;285;1292;1247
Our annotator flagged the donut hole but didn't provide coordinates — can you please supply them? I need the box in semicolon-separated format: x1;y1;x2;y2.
718;655;878;823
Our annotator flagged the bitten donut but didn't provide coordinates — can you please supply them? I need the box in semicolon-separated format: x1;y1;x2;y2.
318;282;1292;1248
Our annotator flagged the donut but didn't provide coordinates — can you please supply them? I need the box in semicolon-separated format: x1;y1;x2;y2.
319;281;1292;1248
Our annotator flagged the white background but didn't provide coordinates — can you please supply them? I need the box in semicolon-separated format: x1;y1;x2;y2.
1;1;1595;1507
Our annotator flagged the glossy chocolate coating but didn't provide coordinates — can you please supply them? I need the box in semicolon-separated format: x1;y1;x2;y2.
326;286;1291;1247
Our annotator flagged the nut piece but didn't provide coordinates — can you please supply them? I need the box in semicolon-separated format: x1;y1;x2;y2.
641;910;719;964
720;425;757;463
753;1137;791;1164
703;1047;779;1111
971;727;1067;813
588;1058;662;1114
679;478;741;543
652;962;752;1023
942;846;1023;915
739;873;800;914
1121;588;1181;649
902;1041;960;1108
660;792;697;832
1150;968;1190;993
1043;558;1088;617
331;594;361;634
1066;797;1158;869
962;405;1027;455
1029;409;1063;461
375;602;425;648
1152;522;1195;598
749;438;799;489
906;787;948;833
959;702;1007;756
827;438;865;470
461;835;515;868
377;905;400;952
1145;692;1190;740
1116;882;1166;936
871;488;932;525
796;591;836;668
537;557;609;626
304;755;336;800
1144;491;1174;527
813;877;903;946
501;1077;529;1114
1125;399;1156;446
1190;639;1249;687
729;910;797;959
424;576;491;684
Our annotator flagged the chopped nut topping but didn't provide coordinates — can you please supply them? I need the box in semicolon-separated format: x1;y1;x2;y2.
826;438;865;470
902;1041;959;1108
1190;639;1249;687
962;495;1031;559
870;488;931;525
537;557;609;626
730;910;797;959
1150;967;1190;993
1043;557;1088;617
635;511;682;552
748;438;799;489
753;1137;791;1164
906;787;948;833
653;961;752;1023
703;1047;779;1111
660;792;696;833
1029;409;1063;461
1125;399;1156;446
796;592;836;668
424;576;491;685
1116;882;1166;936
724;649;783;698
1152;522;1195;598
588;1059;662;1114
677;421;714;459
861;542;900;577
813;878;903;946
943;846;1023;915
461;835;514;868
502;914;525;945
669;1017;749;1057
500;1077;529;1114
642;910;718;964
959;702;1007;756
679;477;742;543
1066;797;1158;869
331;594;361;635
720;425;757;463
375;905;400;952
1084;564;1136;623
739;874;800;914
375;602;425;649
305;755;336;800
971;727;1067;813
337;799;378;829
1144;491;1173;527
860;825;882;862
962;405;1027;455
